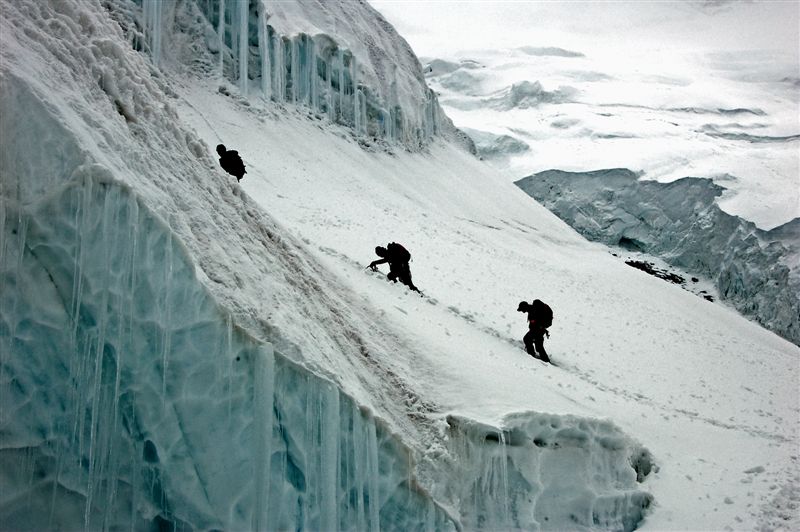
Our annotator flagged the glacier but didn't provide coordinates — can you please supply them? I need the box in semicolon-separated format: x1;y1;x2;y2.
2;0;798;530
1;172;452;530
460;127;530;161
0;0;656;530
515;169;800;345
128;0;474;151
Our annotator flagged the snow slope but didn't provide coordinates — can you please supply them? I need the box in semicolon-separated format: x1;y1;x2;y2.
180;72;800;532
1;1;799;530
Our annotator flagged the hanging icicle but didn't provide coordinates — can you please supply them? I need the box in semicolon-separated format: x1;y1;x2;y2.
143;0;163;67
218;0;226;78
257;6;271;99
238;0;248;95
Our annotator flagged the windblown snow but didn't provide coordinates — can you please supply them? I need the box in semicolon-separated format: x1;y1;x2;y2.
1;1;798;531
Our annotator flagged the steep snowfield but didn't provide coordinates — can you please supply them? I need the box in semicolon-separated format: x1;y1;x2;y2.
180;74;800;531
1;1;798;531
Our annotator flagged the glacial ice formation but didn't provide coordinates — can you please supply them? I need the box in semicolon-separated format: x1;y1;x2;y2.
131;0;472;151
444;414;653;531
516;169;800;345
1;0;655;529
487;81;577;111
461;127;530;160
0;172;454;530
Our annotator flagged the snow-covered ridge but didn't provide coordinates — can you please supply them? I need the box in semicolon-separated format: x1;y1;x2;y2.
126;0;473;151
516;169;800;345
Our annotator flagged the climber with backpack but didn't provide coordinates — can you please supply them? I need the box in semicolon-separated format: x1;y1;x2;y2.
517;299;553;363
216;144;247;181
368;242;421;293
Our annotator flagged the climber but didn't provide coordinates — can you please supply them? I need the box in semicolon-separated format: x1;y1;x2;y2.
216;144;246;181
368;242;420;293
517;299;553;363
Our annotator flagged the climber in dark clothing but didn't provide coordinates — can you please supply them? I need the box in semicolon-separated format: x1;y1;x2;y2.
216;144;246;181
368;242;420;293
517;299;553;363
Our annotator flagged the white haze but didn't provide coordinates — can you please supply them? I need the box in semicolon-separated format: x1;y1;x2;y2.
371;0;800;230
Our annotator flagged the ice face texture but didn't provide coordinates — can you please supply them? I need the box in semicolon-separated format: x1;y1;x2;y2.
164;0;474;151
0;175;455;530
516;169;800;345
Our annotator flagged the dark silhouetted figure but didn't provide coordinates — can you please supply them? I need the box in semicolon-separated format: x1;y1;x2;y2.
368;242;420;293
217;144;246;181
517;299;552;363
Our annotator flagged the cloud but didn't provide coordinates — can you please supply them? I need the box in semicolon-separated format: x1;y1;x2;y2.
694;0;751;14
516;46;585;58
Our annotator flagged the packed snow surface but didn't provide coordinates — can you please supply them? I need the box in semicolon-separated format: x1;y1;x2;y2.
1;1;799;531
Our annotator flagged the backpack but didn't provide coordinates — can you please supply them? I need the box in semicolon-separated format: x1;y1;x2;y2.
222;151;246;176
387;242;411;263
532;300;553;329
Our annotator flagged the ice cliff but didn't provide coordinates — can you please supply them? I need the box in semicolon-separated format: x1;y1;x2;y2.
516;169;800;345
124;0;473;151
1;0;652;529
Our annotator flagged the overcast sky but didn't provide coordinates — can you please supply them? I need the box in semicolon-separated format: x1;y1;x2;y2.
369;0;800;64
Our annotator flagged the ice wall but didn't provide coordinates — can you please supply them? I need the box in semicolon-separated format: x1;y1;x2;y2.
0;1;455;526
0;171;454;530
133;0;473;152
516;169;800;345
444;414;653;531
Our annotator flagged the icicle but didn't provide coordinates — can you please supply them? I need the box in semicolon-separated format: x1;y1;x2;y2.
337;48;345;122
326;53;334;121
307;38;317;109
320;384;339;530
277;35;286;101
291;38;299;103
498;431;510;522
143;0;163;67
238;0;248;95
258;5;271;99
218;0;226;77
230;1;239;82
226;314;233;422
366;419;380;531
161;215;173;406
302;375;314;530
351;406;366;531
352;56;360;134
253;343;274;531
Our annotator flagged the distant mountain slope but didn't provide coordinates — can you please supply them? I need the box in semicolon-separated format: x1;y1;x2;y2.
516;169;800;344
